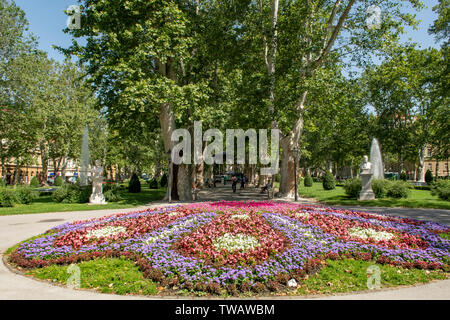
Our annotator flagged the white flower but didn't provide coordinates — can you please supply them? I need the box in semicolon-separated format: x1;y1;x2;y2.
145;217;197;244
232;214;250;220
296;212;309;219
86;226;127;239
348;227;394;241
213;233;260;252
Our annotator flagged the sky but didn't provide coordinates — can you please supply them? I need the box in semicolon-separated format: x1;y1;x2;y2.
14;0;441;63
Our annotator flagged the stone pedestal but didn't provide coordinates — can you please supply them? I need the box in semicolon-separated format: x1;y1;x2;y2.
359;173;375;200
89;191;107;205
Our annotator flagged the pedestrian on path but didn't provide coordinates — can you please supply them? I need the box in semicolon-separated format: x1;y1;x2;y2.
231;175;237;193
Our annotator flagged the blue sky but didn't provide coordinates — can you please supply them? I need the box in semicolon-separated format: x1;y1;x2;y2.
14;0;441;63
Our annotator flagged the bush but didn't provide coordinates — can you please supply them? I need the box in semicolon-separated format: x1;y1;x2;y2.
159;173;168;188
103;183;122;202
0;178;5;188
399;171;408;181
322;171;335;190
52;184;92;203
30;176;39;188
386;181;410;198
54;176;63;186
14;187;39;204
343;178;362;199
304;174;313;187
372;179;390;198
431;179;450;201
425;170;434;184
0;188;18;207
148;178;158;189
128;173;141;193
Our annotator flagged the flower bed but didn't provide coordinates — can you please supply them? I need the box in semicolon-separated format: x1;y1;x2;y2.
9;201;450;295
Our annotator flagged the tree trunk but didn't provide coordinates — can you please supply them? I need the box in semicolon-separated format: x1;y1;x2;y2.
40;142;49;186
417;147;426;182
278;92;306;198
156;58;191;201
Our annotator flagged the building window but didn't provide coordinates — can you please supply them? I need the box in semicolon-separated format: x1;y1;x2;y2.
427;148;432;157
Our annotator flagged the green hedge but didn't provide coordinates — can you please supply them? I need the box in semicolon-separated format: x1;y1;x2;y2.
0;187;38;207
343;178;411;199
52;184;92;203
322;172;335;190
304;174;313;187
54;176;63;186
128;173;141;193
343;178;362;198
425;170;434;184
103;184;122;202
30;176;39;188
431;180;450;201
160;173;168;187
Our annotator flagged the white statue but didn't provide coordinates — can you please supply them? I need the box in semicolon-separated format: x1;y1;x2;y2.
360;155;372;173
359;155;375;200
89;160;107;205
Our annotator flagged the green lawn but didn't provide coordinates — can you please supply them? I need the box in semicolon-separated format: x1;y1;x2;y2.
27;257;159;295
23;257;447;297
0;185;167;216
297;182;450;209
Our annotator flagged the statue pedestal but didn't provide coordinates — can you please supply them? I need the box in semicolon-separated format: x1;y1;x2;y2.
359;173;375;201
89;192;107;205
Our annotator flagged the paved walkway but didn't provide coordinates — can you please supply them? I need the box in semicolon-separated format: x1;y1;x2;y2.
1;186;449;299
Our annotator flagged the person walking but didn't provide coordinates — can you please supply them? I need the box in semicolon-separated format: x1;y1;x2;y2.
240;175;245;189
231;175;237;193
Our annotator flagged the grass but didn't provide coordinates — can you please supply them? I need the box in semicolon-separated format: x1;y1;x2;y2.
298;182;450;209
26;257;158;295
296;259;447;296
20;256;448;297
0;184;167;216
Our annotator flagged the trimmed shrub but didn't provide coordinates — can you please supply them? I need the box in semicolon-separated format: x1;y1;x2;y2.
52;184;92;203
15;187;39;204
128;173;141;193
399;171;408;181
0;188;18;207
343;178;362;199
304;174;313;187
103;183;122;202
148;178;158;189
30;176;39;188
425;170;434;184
431;179;450;201
372;179;390;198
159;173;168;188
54;176;63;186
322;171;335;190
386;181;410;198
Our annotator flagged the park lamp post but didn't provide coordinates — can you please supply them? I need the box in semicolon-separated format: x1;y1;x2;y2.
293;147;300;202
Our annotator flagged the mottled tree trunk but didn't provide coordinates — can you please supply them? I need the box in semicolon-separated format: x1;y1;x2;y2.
278;92;306;198
417;146;425;182
40;142;49;186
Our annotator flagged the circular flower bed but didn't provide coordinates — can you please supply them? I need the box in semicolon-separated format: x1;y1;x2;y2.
9;201;450;295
